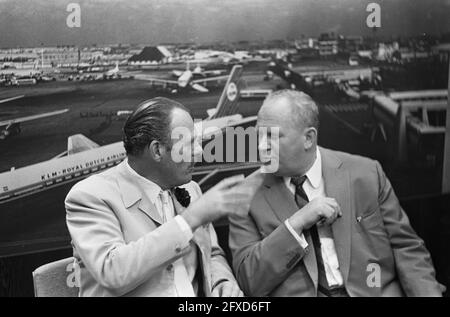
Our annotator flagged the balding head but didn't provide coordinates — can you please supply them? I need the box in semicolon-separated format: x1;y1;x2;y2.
260;90;319;131
257;89;319;176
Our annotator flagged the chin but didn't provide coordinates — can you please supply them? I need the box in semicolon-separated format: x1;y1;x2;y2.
177;173;192;186
184;174;193;183
273;168;291;177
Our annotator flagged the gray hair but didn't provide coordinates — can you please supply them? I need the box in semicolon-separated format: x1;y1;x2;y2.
262;89;319;130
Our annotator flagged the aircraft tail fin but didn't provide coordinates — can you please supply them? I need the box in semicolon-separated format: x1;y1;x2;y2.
68;134;100;155
209;65;243;119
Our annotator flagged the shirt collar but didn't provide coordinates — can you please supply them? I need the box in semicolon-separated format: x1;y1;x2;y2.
124;159;163;205
284;148;322;189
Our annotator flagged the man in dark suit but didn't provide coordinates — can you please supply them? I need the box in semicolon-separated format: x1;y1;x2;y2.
229;90;444;297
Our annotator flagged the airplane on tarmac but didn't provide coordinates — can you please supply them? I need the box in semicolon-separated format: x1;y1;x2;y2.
0;68;42;78
171;62;227;78
101;62;120;79
0;65;258;204
74;62;136;81
0;96;68;140
134;62;230;93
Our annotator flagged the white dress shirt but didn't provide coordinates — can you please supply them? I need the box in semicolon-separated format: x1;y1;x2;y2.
284;149;344;287
125;160;198;296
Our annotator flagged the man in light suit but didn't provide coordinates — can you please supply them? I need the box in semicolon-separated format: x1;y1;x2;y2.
65;97;250;297
229;90;444;297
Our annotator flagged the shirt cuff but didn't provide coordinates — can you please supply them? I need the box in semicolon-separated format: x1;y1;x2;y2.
174;215;194;242
285;219;309;249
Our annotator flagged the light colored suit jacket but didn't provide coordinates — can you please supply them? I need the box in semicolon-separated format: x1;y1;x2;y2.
65;161;236;297
229;147;444;297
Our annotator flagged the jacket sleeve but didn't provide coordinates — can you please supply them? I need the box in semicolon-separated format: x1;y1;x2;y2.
209;223;239;290
375;161;445;296
65;182;192;296
228;210;307;296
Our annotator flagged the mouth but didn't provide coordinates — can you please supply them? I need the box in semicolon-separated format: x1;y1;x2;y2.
259;157;272;166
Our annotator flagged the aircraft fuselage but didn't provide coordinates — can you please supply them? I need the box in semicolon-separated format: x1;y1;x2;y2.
178;70;193;88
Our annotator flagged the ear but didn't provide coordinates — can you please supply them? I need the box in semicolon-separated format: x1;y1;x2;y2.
148;140;164;162
304;127;317;150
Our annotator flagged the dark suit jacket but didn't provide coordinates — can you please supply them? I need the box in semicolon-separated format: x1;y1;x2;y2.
229;147;444;297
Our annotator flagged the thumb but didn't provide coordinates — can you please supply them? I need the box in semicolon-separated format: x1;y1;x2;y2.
211;287;220;297
213;174;245;190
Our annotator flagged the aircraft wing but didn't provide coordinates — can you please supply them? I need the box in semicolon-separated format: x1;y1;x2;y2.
172;70;184;77
0;109;68;127
0;95;25;104
191;75;229;85
133;74;179;85
191;83;209;93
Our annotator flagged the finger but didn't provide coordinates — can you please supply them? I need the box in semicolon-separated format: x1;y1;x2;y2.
320;207;337;226
211;287;220;297
321;205;334;218
221;284;234;297
325;199;342;218
228;204;252;217
325;210;339;225
236;173;265;194
214;175;245;190
335;203;343;217
323;216;335;226
317;208;332;225
324;197;338;209
225;186;253;195
224;190;254;202
317;218;326;226
222;194;254;210
325;199;342;217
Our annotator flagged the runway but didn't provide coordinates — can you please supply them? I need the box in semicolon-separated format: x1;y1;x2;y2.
0;72;277;173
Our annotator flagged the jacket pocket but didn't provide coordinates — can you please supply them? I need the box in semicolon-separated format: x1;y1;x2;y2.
355;206;383;233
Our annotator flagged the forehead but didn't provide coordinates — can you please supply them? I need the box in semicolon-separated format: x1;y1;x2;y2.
170;108;194;130
257;97;295;128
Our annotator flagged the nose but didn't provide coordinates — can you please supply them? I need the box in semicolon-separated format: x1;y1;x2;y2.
193;138;203;162
258;134;269;153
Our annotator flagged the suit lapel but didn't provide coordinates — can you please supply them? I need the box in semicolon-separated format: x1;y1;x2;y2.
262;175;298;222
116;161;163;226
321;148;353;284
262;174;319;289
138;195;163;226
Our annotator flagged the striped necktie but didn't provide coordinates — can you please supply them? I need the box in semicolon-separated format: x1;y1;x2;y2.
290;175;330;290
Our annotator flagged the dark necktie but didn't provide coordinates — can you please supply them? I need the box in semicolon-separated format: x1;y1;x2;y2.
291;175;329;289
